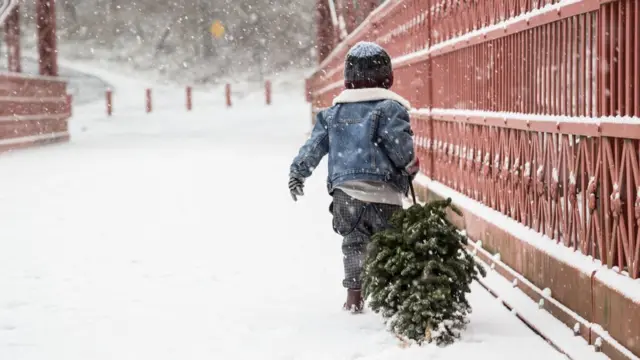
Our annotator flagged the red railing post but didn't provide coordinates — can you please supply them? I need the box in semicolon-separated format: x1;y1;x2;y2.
343;0;357;34
4;5;21;73
36;0;58;76
146;88;152;113
265;80;272;105
186;86;193;111
316;0;334;62
427;0;434;179
106;89;113;116
225;84;232;107
66;94;73;116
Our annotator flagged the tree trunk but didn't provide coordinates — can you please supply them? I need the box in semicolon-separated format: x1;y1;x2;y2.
155;15;183;56
62;0;78;25
200;3;214;58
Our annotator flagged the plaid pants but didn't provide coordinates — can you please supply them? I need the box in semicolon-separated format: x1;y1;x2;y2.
330;189;402;289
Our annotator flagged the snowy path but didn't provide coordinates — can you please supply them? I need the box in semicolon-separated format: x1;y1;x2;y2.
0;68;568;360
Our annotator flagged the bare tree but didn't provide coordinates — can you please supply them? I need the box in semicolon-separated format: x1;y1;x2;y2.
43;0;316;81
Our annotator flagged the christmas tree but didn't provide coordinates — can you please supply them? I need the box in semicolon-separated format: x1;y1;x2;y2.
363;198;486;346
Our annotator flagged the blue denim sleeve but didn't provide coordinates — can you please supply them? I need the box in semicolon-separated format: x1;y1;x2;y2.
377;100;415;170
289;110;330;179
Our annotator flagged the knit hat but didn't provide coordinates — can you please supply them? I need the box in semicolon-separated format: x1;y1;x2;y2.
344;42;394;89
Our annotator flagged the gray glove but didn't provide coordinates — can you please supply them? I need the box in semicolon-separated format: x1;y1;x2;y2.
289;175;305;201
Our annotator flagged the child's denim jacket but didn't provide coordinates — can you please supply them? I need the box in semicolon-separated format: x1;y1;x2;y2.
290;88;414;195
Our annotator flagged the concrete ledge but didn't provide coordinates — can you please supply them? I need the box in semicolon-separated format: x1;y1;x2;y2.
412;178;640;360
468;239;602;360
592;276;640;359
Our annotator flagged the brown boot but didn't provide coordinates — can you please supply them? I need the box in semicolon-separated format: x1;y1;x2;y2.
343;289;364;314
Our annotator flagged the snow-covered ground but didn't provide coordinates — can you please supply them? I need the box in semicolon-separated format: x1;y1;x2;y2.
0;63;571;360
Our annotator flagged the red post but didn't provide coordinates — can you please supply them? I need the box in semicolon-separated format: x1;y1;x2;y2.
225;84;232;107
186;86;193;111
343;0;357;34
362;0;379;18
106;89;113;116
66;94;73;116
36;0;58;76
316;0;334;62
4;5;21;73
265;80;272;105
146;88;152;113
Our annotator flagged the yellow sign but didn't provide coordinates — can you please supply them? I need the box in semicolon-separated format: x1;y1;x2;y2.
211;20;225;39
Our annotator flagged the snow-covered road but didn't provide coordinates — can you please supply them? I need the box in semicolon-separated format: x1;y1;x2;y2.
0;65;573;360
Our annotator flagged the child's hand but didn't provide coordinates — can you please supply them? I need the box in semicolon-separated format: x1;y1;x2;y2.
289;175;305;201
405;157;420;181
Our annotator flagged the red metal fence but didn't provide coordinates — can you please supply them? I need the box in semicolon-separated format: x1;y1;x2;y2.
0;73;70;151
308;2;640;356
0;2;69;152
308;0;640;280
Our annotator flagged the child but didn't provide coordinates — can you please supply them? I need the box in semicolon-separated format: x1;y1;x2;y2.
288;42;418;313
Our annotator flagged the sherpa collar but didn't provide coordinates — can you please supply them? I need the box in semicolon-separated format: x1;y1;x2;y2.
333;88;411;110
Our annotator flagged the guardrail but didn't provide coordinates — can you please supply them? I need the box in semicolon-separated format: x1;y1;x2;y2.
0;72;71;152
310;0;639;279
103;82;273;115
307;0;640;358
